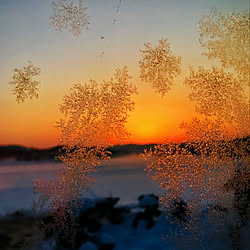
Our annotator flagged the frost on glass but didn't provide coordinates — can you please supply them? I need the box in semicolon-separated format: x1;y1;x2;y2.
142;65;249;243
34;67;138;224
113;0;122;24
57;67;138;148
50;0;89;36
139;39;181;96
143;119;249;247
198;7;250;84
9;61;40;103
184;66;250;136
142;9;249;247
143;118;236;211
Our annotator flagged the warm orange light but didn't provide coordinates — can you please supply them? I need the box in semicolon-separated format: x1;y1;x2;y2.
135;122;159;138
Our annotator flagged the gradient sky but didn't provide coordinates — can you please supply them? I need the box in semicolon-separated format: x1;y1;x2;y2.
0;0;248;148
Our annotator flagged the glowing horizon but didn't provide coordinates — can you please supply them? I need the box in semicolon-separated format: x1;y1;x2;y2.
0;0;248;148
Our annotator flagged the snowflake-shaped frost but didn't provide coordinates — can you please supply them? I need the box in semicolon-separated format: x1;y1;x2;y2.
139;39;181;96
9;61;40;103
50;0;89;36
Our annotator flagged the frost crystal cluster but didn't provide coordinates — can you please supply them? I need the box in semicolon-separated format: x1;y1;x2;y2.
50;0;89;36
184;66;250;136
142;8;249;246
143;119;249;245
34;67;137;218
139;39;181;96
199;7;250;83
57;66;137;148
143;117;240;210
9;61;40;103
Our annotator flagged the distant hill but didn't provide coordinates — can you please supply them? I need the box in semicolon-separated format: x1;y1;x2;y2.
0;136;248;161
0;145;62;161
0;144;156;161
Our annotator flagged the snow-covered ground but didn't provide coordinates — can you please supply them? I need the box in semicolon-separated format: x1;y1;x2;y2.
0;155;161;215
0;155;248;249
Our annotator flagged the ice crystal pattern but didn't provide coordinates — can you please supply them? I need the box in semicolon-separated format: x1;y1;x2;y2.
143;119;249;246
9;61;40;103
142;9;249;246
184;66;250;136
139;39;181;96
198;7;250;84
113;0;122;24
142;117;243;211
57;66;138;148
34;67;138;218
50;0;89;36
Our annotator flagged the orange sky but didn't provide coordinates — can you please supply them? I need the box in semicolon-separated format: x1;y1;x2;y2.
1;73;196;148
0;0;247;148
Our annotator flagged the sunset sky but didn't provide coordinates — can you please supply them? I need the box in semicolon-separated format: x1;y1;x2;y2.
0;0;248;148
